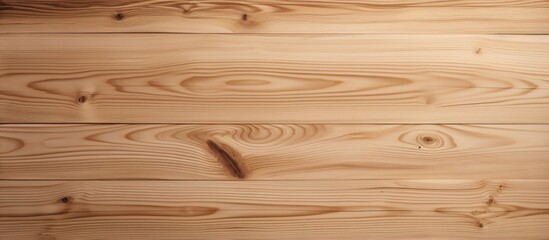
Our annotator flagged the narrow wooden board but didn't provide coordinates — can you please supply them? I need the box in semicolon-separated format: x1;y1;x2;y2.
1;124;547;180
1;34;548;123
1;1;548;34
0;180;548;239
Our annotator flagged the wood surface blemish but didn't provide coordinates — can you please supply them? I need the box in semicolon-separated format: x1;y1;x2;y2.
113;12;125;21
206;140;247;179
487;195;495;206
60;196;71;204
418;134;443;149
77;95;88;104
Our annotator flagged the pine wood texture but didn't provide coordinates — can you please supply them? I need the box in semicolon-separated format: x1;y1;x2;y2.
1;124;547;180
1;34;548;123
1;0;548;239
1;180;548;239
1;0;548;34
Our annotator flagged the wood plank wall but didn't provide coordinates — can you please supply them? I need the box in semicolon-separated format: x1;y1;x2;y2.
0;1;548;239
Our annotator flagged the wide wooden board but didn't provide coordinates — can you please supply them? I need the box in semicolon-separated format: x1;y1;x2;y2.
0;180;548;239
1;34;548;123
1;0;548;34
1;124;547;180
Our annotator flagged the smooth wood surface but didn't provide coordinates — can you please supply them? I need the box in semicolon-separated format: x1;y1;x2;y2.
2;34;548;123
1;124;547;180
1;0;548;34
0;180;548;239
1;1;548;239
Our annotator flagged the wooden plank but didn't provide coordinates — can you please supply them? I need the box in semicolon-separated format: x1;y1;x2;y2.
4;214;547;240
1;124;547;180
1;1;548;34
1;34;548;123
0;180;548;239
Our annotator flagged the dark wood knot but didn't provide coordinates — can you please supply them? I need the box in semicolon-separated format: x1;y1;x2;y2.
207;140;247;179
113;12;125;21
77;95;87;104
422;136;434;144
61;196;70;204
487;195;495;205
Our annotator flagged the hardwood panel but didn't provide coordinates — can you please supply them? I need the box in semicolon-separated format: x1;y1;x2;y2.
0;180;548;239
1;34;548;123
1;124;547;180
1;1;548;34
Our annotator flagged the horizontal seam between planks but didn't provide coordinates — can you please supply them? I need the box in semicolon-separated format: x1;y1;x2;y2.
1;32;549;36
1;123;549;125
1;179;548;181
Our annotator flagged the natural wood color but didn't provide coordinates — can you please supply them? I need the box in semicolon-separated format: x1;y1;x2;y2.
1;0;548;239
1;0;548;34
1;34;548;123
1;124;547;180
0;180;548;239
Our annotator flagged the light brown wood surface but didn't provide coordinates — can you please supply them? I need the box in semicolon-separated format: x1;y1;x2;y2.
1;124;547;180
1;0;548;239
1;0;548;34
1;180;548;239
1;34;548;123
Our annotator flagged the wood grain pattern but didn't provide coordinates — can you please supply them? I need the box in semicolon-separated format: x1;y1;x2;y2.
1;1;548;239
1;34;548;123
0;180;548;239
1;124;547;180
1;0;548;34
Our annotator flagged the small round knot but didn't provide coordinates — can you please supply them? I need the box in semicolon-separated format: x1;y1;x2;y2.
417;133;444;149
77;95;87;104
400;129;456;150
242;14;248;21
487;195;495;205
113;12;125;21
422;136;434;144
61;196;70;203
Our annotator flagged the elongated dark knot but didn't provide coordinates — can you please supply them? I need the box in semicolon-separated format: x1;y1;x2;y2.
207;140;247;179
